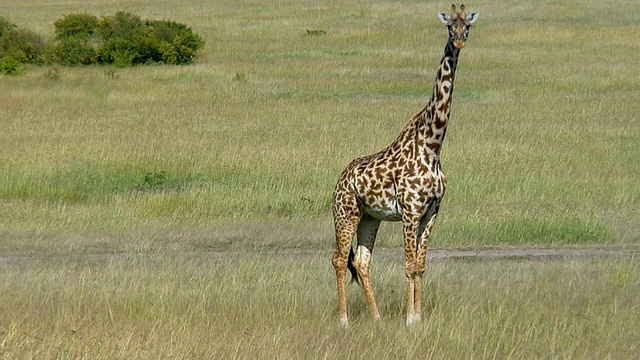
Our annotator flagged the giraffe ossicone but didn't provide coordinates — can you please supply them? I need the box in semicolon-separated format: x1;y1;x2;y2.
331;4;479;328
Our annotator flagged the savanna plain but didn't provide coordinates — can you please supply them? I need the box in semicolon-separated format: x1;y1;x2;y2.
1;0;639;358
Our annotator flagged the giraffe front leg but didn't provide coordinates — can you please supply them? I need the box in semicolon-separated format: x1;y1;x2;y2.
406;275;419;327
413;202;441;325
402;220;420;327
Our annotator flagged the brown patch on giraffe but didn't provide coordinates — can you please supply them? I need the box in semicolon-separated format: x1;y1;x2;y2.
423;177;434;188
409;177;423;188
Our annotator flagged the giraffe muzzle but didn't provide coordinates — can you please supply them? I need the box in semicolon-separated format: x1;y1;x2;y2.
453;40;466;49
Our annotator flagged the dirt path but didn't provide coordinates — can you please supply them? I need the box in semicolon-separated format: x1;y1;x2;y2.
342;245;640;262
247;245;640;261
0;245;638;266
424;247;640;261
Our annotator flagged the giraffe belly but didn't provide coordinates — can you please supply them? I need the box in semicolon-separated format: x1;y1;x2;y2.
362;199;402;222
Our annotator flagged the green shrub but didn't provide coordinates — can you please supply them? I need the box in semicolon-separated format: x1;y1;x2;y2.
0;26;47;64
53;13;99;39
2;12;204;72
0;16;16;38
98;11;144;40
97;12;150;66
149;20;204;64
53;35;97;65
0;54;21;75
96;12;204;66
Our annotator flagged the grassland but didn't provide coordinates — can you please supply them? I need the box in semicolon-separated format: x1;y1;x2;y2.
1;0;639;357
1;0;638;252
1;252;639;358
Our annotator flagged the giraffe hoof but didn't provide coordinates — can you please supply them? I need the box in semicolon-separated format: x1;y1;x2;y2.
406;313;421;327
340;317;349;329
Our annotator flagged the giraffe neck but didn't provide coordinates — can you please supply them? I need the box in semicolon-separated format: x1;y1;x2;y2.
419;40;460;155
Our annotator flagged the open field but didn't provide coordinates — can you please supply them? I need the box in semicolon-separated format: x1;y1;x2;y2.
1;0;638;252
1;0;639;357
1;251;639;358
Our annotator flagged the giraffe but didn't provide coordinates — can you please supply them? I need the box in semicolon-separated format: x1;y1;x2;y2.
331;4;478;328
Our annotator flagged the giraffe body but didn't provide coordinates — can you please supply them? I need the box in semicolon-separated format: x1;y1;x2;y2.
331;4;478;328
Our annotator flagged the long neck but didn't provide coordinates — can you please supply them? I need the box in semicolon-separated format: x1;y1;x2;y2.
420;39;460;155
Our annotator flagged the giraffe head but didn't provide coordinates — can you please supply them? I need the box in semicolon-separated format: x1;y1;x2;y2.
438;4;479;49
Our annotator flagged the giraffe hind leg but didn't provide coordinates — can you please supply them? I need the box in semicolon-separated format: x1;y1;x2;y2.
353;214;382;321
347;247;359;284
332;216;359;328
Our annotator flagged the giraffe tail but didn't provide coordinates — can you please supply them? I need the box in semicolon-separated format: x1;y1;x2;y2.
347;247;360;285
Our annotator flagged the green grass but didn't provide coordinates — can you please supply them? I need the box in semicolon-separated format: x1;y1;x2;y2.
1;0;637;251
1;252;638;358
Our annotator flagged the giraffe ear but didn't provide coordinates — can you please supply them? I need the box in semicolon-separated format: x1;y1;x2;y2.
467;12;479;24
438;12;450;24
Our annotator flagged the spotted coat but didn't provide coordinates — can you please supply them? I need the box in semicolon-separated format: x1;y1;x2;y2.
331;4;479;328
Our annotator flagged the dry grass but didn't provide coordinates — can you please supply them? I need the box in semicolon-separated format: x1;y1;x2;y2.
1;252;638;358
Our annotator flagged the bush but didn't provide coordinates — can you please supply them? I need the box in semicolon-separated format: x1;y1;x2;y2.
97;12;204;66
1;12;205;72
51;13;99;65
52;11;204;67
0;16;16;38
150;20;204;64
98;11;144;41
0;18;47;65
53;13;99;39
0;54;21;75
53;35;97;65
97;12;148;66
